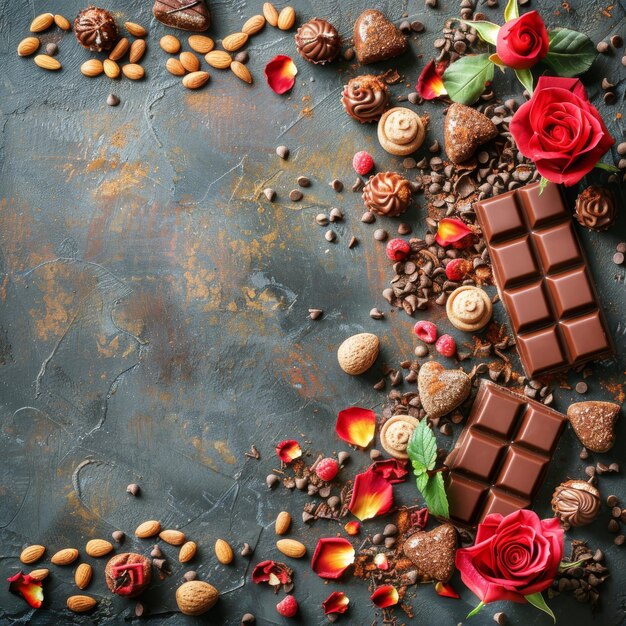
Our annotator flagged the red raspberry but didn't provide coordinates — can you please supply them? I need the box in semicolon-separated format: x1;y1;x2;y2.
316;458;339;481
413;320;438;344
386;238;411;261
435;334;457;358
352;150;374;176
445;258;472;281
276;595;298;617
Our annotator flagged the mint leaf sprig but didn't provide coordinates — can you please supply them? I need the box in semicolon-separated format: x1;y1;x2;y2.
406;419;449;519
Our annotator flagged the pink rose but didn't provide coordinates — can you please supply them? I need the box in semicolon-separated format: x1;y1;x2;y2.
496;11;549;69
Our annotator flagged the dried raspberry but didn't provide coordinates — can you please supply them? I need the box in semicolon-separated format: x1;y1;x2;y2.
413;320;438;344
352;150;374;176
316;458;339;481
445;258;472;281
435;334;456;357
385;238;411;261
276;595;298;617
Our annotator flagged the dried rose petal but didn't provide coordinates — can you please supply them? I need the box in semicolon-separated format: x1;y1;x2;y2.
7;571;43;609
436;218;472;247
348;470;393;521
435;581;460;599
411;507;429;530
369;458;408;484
252;560;293;590
322;591;350;615
264;55;298;94
344;521;360;536
371;584;399;608
276;439;302;463
311;538;355;579
374;553;389;570
336;407;376;448
416;59;448;100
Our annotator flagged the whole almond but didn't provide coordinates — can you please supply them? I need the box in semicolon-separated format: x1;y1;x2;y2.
179;541;197;563
275;511;292;535
182;71;210;89
74;563;93;589
34;54;61;71
159;529;186;546
80;59;104;77
222;32;248;52
54;14;71;30
263;2;279;27
30;13;54;33
276;539;306;559
85;539;113;557
337;332;379;375
109;37;130;61
166;58;186;76
277;6;296;30
125;21;147;37
215;539;234;565
122;63;145;80
29;569;49;581
103;58;121;79
188;35;214;54
180;51;200;73
205;50;232;69
129;39;147;63
135;520;161;537
20;545;45;564
18;36;40;57
242;15;266;36
230;61;252;84
160;34;181;54
176;581;219;616
51;548;79;565
67;595;97;613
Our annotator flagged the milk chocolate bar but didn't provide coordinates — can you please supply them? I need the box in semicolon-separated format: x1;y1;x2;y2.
475;181;614;378
445;380;566;527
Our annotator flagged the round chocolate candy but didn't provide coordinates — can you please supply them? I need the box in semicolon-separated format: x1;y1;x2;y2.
74;6;119;52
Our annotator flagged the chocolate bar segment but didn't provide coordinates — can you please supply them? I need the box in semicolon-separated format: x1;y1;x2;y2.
445;380;566;527
476;181;614;378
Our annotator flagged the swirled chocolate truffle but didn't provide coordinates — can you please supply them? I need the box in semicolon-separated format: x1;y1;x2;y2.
74;6;119;52
341;75;390;124
362;172;412;217
551;479;601;528
575;185;616;231
295;18;341;65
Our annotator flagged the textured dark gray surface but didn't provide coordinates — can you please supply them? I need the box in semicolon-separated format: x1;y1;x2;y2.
0;0;625;624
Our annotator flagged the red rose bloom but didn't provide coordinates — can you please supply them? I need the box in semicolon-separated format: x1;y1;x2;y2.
456;510;563;605
496;11;549;69
510;76;614;186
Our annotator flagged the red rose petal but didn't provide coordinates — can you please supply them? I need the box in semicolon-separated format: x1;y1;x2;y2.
435;581;460;599
416;59;448;100
348;470;393;521
371;584;399;608
410;507;429;530
369;458;408;484
322;591;350;615
336;407;376;448
311;538;355;579
7;571;43;609
344;521;361;536
436;218;472;247
265;55;298;94
276;439;302;463
251;560;293;588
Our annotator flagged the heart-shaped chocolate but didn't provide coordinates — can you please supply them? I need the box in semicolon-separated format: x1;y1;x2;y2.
444;103;498;164
153;0;211;32
402;523;457;582
417;361;471;419
567;401;620;453
353;9;408;64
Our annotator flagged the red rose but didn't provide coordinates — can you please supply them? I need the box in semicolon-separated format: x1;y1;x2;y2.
510;76;614;186
455;509;563;605
496;11;549;69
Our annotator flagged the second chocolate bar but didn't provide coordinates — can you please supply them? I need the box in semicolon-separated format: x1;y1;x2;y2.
475;181;614;378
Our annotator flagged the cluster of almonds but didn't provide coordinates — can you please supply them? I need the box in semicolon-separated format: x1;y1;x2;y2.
17;12;71;70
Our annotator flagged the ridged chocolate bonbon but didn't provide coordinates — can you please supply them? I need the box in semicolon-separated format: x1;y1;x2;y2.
475;181;614;378
445;380;566;527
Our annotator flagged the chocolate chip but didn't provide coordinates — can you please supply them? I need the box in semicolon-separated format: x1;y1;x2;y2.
352;177;364;192
263;188;276;201
45;42;58;56
608;519;620;533
315;213;329;226
241;613;256;625
325;230;336;242
370;448;382;459
234;50;249;63
440;422;452;436
425;0;438;8
240;543;253;556
266;474;279;489
297;175;311;187
383;523;398;537
398;223;412;235
613;252;624;265
135;602;146;617
338;451;350;465
399;20;411;33
408;92;420;104
603;92;616;105
373;378;386;390
596;41;610;54
414;344;428;357
295;476;308;490
374;229;388;241
493;613;507;626
343;47;354;61
150;545;163;558
618;144;626;156
361;211;375;223
372;533;384;545
348;235;358;249
183;570;197;581
107;93;120;107
289;189;303;201
614;534;625;546
329;207;343;221
330;179;343;192
384;536;396;548
276;145;289;159
308;308;323;320
612;506;622;518
112;530;125;543
611;35;623;48
126;483;140;496
601;77;615;90
403;157;417;169
370;308;384;319
607;495;620;507
411;20;425;32
575;381;588;394
327;495;340;508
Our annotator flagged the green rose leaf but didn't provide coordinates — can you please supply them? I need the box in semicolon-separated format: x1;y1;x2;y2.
466;601;486;619
422;472;449;518
539;176;550;194
545;28;596;77
415;470;429;494
525;592;556;623
514;68;534;94
442;54;495;105
504;0;519;22
595;162;619;173
460;19;500;45
407;418;437;472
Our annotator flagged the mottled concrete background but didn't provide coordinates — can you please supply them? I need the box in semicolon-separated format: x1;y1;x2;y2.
0;0;625;624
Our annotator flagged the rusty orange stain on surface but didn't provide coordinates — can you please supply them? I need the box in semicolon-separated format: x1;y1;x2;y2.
213;440;237;465
271;343;325;398
128;413;154;449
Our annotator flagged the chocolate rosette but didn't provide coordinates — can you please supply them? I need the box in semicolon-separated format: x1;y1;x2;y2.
295;18;341;65
362;172;412;217
574;185;616;231
74;6;119;52
551;479;601;528
341;75;390;124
